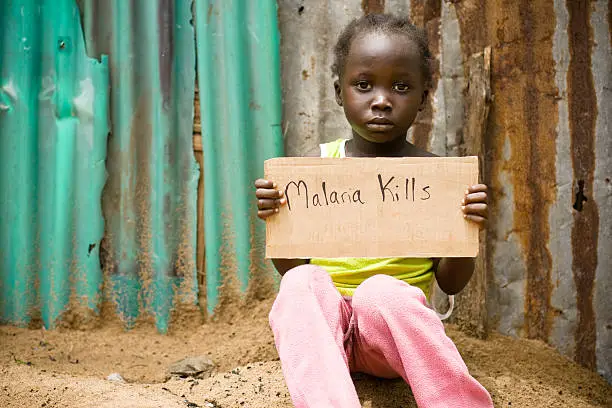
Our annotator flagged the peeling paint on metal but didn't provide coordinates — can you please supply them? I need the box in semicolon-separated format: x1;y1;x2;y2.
591;0;612;383
567;0;599;370
0;0;109;328
549;0;577;361
77;0;200;333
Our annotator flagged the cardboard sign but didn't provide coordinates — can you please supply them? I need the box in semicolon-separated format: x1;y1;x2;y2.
264;156;479;259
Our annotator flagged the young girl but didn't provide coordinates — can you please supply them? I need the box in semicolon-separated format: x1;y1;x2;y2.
255;14;493;408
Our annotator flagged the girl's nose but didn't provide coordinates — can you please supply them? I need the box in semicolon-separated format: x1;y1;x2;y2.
371;94;392;112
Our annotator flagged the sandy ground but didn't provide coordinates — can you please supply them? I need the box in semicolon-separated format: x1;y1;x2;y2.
1;298;610;408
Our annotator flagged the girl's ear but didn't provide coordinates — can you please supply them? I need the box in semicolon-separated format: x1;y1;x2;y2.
334;80;343;106
419;90;429;111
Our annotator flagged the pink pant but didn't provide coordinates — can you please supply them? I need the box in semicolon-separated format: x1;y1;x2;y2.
269;265;493;408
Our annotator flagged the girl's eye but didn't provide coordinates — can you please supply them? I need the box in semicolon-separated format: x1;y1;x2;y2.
393;83;410;92
355;81;371;91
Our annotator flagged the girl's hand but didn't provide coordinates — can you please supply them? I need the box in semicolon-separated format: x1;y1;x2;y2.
255;179;286;219
462;184;488;228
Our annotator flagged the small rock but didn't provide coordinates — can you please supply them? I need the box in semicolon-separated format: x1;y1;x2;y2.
106;373;125;383
166;356;215;381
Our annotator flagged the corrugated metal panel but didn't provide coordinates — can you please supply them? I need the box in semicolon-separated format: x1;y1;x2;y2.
0;0;199;333
453;0;610;381
79;0;199;332
0;0;109;328
277;0;612;381
590;0;612;382
194;0;283;314
279;1;363;156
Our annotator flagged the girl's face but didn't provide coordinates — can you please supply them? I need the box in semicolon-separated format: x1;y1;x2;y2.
335;32;427;144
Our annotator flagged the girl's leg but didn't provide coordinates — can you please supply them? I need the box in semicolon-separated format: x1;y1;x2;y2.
269;265;361;408
350;274;493;408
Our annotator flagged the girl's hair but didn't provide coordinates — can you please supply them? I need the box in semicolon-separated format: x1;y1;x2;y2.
332;14;433;88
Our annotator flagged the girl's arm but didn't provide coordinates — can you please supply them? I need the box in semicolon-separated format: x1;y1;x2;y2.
434;183;488;295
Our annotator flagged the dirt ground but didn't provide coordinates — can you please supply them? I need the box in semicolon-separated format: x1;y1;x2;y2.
1;298;610;408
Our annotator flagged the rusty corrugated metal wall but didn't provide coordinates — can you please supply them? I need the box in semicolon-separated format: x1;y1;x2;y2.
278;0;611;381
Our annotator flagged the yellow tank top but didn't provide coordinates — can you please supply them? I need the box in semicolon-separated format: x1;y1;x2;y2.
310;139;435;298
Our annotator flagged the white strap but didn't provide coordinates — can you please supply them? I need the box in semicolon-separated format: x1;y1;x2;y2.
435;295;455;321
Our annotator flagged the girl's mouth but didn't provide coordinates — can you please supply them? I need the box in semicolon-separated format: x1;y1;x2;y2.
366;118;395;131
368;117;394;124
366;123;394;132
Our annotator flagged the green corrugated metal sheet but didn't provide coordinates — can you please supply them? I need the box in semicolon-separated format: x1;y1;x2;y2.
80;0;199;332
0;0;199;332
0;0;282;329
0;0;109;328
195;0;283;313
